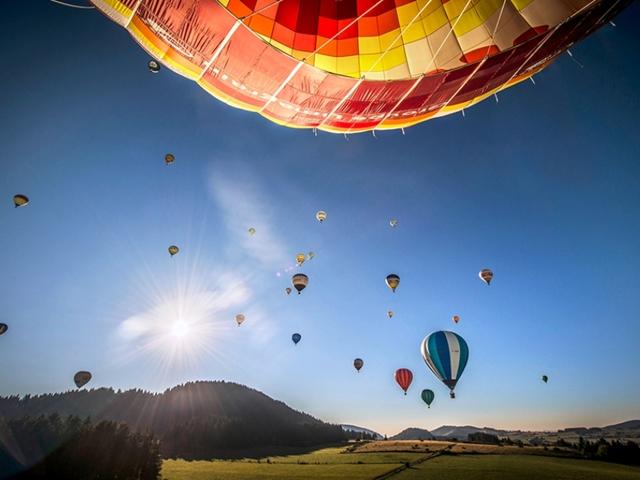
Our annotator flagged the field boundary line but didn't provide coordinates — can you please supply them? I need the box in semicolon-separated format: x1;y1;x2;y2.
370;445;454;480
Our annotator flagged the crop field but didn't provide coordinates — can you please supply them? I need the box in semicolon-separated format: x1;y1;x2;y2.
162;441;640;480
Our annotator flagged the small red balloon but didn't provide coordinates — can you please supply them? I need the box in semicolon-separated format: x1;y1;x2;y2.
395;368;413;395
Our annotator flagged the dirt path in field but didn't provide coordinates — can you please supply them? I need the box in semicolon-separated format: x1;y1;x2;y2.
370;444;455;480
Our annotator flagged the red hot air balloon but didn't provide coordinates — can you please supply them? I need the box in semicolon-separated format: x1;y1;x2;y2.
395;368;413;396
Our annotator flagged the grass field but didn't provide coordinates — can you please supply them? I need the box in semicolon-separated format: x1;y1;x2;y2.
161;442;640;480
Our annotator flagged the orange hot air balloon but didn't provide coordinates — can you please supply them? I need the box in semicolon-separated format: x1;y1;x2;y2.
91;1;630;134
452;315;460;324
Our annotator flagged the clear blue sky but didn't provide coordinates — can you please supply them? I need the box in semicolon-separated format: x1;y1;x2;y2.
1;2;639;436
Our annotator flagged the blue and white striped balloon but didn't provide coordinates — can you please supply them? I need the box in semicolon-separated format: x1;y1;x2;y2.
420;331;469;398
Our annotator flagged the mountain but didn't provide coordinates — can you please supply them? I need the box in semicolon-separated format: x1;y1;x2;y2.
604;420;640;430
430;425;507;439
390;427;434;440
0;381;345;458
341;424;383;440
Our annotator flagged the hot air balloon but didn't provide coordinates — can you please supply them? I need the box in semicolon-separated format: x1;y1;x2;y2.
452;315;460;324
479;269;493;285
168;245;179;256
292;333;301;345
148;59;160;73
235;314;245;326
316;211;327;223
285;287;292;295
385;274;400;292
353;358;364;373
421;389;435;409
13;194;29;208
389;219;398;228
292;273;308;294
421;331;469;399
0;323;7;336
248;227;256;236
74;371;92;389
164;153;175;165
542;375;549;383
92;1;629;133
387;310;394;319
395;368;413;395
308;252;315;260
296;253;306;266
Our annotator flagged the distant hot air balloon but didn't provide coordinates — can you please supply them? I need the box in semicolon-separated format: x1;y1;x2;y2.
292;333;301;345
165;153;175;165
168;245;179;256
387;310;394;319
285;287;292;295
148;59;161;73
235;314;245;326
13;194;29;208
248;227;256;236
395;368;413;395
421;331;469;399
0;323;7;336
353;358;364;372
74;371;92;389
316;211;327;223
385;274;400;292
308;251;315;260
542;375;549;384
452;315;460;324
292;273;308;294
390;219;398;228
421;389;435;409
479;269;493;285
296;253;306;266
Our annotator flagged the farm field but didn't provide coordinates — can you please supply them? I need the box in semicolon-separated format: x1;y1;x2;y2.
161;442;640;480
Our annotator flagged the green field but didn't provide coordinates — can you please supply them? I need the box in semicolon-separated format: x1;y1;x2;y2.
162;445;640;480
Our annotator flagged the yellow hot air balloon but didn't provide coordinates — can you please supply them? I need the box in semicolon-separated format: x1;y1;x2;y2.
165;153;175;165
385;274;400;292
168;245;179;256
248;227;256;236
387;310;394;319
296;253;306;266
292;273;308;294
479;269;494;285
315;211;327;223
13;194;29;208
235;314;245;326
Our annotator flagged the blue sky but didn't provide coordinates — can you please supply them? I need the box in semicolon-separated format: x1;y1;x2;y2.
0;2;639;436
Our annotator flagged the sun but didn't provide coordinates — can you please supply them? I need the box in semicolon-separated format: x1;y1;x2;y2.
170;321;190;339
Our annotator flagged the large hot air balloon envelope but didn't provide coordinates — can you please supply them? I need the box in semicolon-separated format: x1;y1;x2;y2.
292;273;308;294
421;331;468;399
0;323;7;336
421;389;435;408
13;194;29;208
292;333;301;345
395;368;413;395
385;274;400;292
353;358;364;372
90;0;630;133
74;371;92;389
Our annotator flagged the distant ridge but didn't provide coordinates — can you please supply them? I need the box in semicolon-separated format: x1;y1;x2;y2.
390;427;434;440
430;425;507;439
340;424;383;440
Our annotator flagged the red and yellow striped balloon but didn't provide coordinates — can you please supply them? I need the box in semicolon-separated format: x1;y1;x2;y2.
92;0;630;133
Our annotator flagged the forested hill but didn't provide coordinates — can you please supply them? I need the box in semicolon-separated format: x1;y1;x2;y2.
0;381;345;457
